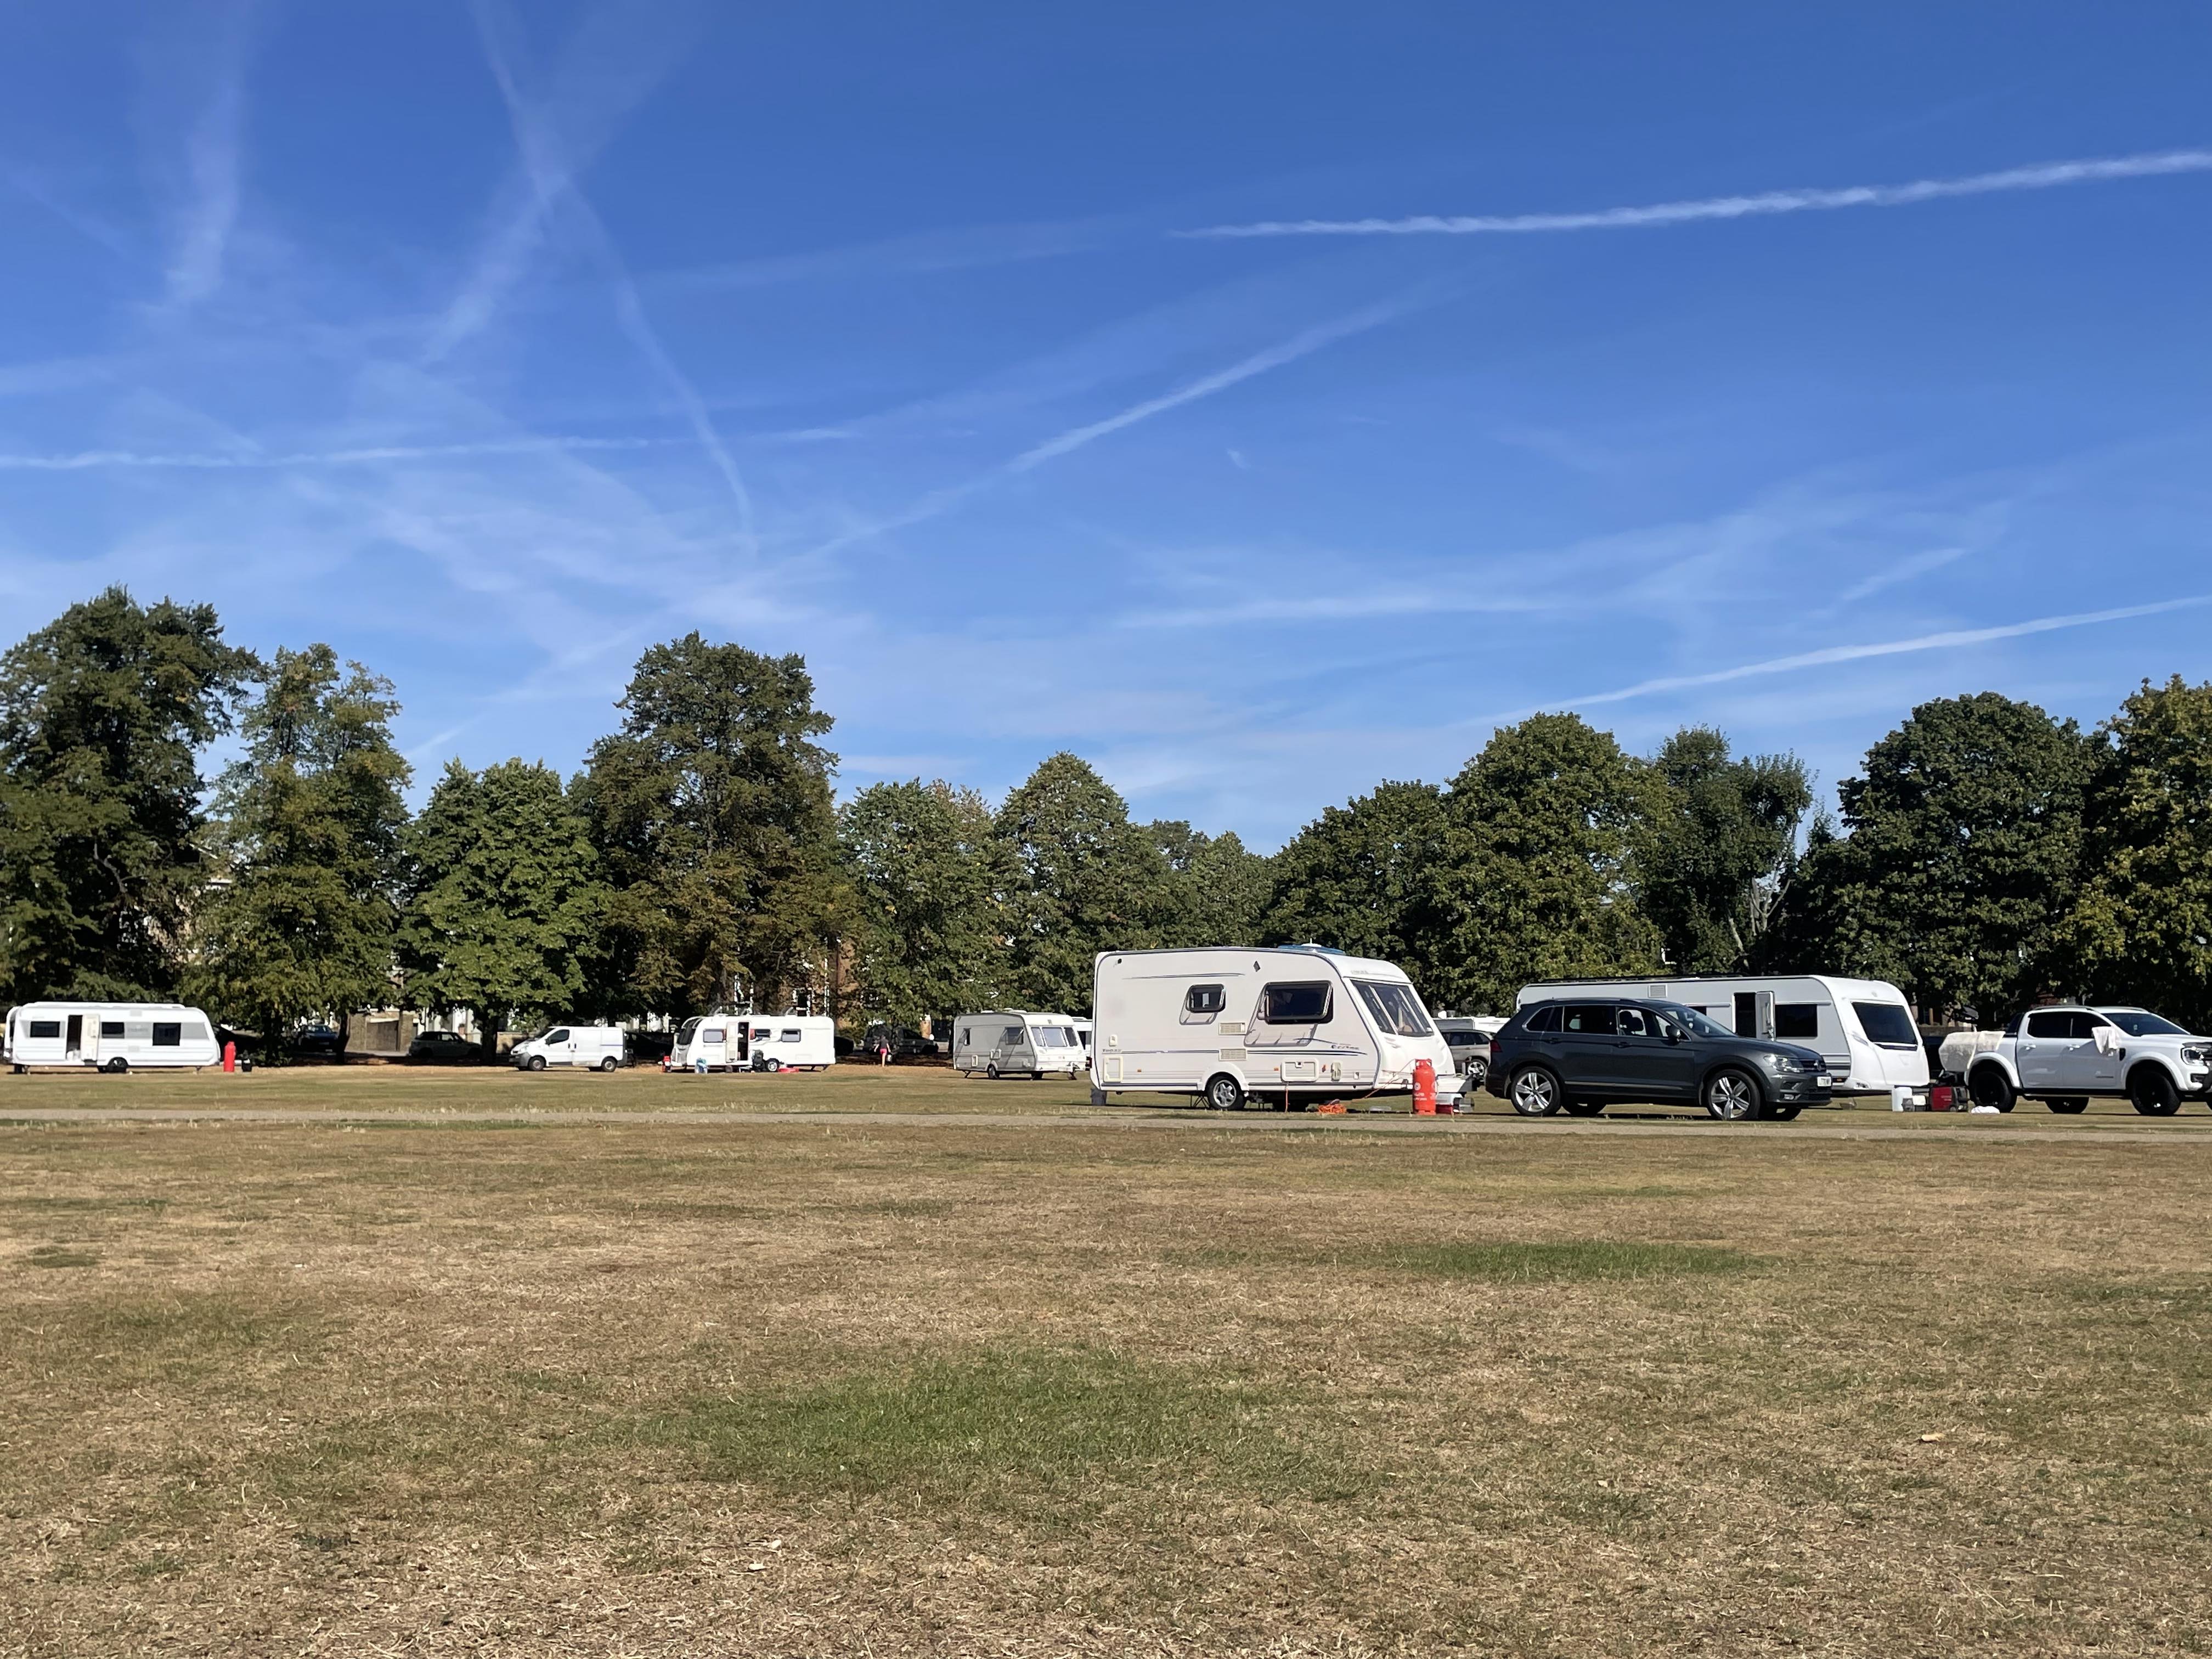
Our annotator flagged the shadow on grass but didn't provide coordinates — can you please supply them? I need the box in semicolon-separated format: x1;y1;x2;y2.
647;1346;1358;1507
1181;1239;1757;1282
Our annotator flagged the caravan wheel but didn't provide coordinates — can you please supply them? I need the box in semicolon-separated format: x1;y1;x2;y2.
1204;1074;1246;1112
985;1061;1000;1080
104;1057;130;1075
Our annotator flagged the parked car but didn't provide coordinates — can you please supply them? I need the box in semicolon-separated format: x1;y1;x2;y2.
1961;1006;2212;1115
1486;997;1831;1121
405;1030;483;1065
292;1023;344;1060
861;1023;940;1060
1435;1015;1506;1086
511;1025;627;1071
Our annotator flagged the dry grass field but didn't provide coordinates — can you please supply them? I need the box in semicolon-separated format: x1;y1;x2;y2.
6;1073;2212;1656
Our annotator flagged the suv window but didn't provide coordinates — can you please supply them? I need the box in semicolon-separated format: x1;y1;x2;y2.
1561;1004;1616;1036
1260;983;1333;1024
1525;1005;1559;1033
1616;1007;1651;1038
2024;1011;2073;1040
1184;984;1226;1015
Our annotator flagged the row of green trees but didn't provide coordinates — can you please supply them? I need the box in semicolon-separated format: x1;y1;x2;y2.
4;588;2210;1049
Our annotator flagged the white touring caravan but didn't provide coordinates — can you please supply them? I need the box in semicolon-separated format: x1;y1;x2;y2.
1514;974;1930;1106
1090;946;1463;1111
5;1001;223;1073
510;1025;627;1071
953;1011;1088;1079
670;1014;836;1072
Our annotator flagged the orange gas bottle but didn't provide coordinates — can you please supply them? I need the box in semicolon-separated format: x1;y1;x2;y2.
1413;1058;1437;1115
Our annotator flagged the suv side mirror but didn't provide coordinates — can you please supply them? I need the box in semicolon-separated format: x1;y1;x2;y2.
1666;1029;1685;1044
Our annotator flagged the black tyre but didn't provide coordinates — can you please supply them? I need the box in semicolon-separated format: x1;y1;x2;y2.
1969;1066;2015;1113
985;1061;1000;1080
597;1056;618;1073
1508;1066;1561;1117
2046;1097;2088;1115
104;1057;129;1075
1562;1100;1605;1118
2130;1068;2181;1116
1205;1073;1246;1111
528;1054;546;1071
1701;1067;1762;1121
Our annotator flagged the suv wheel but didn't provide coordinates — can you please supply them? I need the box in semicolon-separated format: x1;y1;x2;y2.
2130;1068;2181;1116
1509;1066;1561;1117
1205;1073;1245;1112
1702;1067;1761;1121
1969;1066;2015;1113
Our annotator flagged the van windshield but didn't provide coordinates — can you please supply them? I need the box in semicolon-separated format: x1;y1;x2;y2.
1354;979;1433;1037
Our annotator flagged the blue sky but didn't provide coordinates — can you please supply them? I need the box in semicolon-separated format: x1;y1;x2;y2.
3;2;2209;846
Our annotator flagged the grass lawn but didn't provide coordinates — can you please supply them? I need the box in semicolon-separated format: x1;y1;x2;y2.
5;1086;2211;1655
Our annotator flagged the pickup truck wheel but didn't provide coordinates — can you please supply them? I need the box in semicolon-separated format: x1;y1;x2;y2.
2046;1097;2088;1115
2130;1068;2181;1116
1701;1067;1761;1121
1204;1073;1246;1112
1968;1066;2015;1113
1508;1066;1561;1117
1562;1100;1605;1118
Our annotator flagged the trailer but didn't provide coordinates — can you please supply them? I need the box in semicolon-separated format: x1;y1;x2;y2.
952;1011;1087;1079
5;1001;223;1073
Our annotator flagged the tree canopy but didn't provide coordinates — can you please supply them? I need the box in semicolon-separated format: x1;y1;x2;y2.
996;753;1167;1012
840;777;1007;1027
1639;727;1812;973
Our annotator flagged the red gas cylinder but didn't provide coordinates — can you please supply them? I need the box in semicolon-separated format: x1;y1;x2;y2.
1413;1058;1437;1115
222;1040;237;1074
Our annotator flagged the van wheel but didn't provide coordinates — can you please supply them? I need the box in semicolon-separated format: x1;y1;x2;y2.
1205;1074;1245;1112
528;1055;546;1071
1702;1067;1760;1121
104;1057;129;1075
1509;1066;1561;1117
2047;1097;2088;1115
597;1056;618;1073
2130;1068;2181;1116
1969;1066;2015;1113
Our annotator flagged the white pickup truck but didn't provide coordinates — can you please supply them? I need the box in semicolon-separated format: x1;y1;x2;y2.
1961;1006;2212;1115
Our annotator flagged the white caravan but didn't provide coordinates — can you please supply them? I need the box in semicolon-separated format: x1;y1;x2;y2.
1515;974;1929;1105
1090;946;1462;1111
953;1011;1087;1079
671;1014;836;1072
5;1001;222;1073
510;1025;626;1071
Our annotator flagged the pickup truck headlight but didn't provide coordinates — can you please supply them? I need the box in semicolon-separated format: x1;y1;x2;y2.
2183;1043;2212;1064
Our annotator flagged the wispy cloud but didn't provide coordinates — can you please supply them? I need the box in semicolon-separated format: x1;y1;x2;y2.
1835;544;1971;605
161;1;258;307
0;436;677;471
1482;592;2212;723
1187;147;2212;239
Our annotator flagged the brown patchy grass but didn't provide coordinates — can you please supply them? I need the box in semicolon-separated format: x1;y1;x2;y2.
4;1103;2211;1657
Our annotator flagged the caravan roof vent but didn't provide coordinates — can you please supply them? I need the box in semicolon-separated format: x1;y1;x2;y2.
1281;943;1346;956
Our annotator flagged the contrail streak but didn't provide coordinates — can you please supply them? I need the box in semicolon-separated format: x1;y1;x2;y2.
1188;148;2212;239
1484;594;2212;724
0;437;674;471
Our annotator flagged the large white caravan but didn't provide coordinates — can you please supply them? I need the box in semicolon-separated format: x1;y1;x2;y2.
5;1001;223;1073
670;1013;836;1072
953;1011;1087;1079
1514;974;1929;1104
1091;946;1462;1110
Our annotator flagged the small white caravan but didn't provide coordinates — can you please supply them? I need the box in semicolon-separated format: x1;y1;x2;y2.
953;1011;1087;1079
510;1025;626;1071
1514;974;1929;1103
4;1001;222;1073
670;1013;836;1072
1090;946;1462;1111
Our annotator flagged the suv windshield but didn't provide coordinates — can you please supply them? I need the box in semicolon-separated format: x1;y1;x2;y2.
1354;980;1434;1037
1652;1002;1731;1040
2104;1009;2191;1037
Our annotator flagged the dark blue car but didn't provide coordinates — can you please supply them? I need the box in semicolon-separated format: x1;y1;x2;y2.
1484;997;1831;1121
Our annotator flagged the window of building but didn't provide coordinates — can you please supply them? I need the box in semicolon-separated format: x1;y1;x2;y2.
1184;984;1226;1015
1775;1003;1820;1040
1260;982;1332;1023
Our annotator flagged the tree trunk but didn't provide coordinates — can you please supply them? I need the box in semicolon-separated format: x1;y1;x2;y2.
332;1009;352;1065
479;1011;504;1064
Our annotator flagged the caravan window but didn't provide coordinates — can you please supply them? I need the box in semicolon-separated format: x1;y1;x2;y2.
1184;984;1226;1015
1852;1002;1919;1049
1353;980;1432;1037
152;1023;182;1047
700;1027;726;1044
1775;1003;1820;1040
778;1029;802;1043
1002;1025;1026;1045
100;1020;126;1038
1034;1026;1069;1047
1259;983;1332;1024
28;1019;60;1040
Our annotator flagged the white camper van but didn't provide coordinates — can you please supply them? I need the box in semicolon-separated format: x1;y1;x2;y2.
670;1014;836;1072
510;1025;626;1071
1514;974;1929;1105
953;1011;1087;1079
5;1001;222;1073
1090;946;1462;1111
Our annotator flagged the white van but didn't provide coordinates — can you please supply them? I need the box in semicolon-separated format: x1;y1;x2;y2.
670;1014;836;1072
1091;946;1462;1111
5;1001;222;1073
953;1011;1087;1079
510;1025;626;1071
1514;974;1929;1105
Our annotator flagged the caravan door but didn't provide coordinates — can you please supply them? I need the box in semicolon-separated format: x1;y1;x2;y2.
65;1014;83;1063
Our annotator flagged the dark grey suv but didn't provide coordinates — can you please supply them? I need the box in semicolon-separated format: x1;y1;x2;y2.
1484;998;1831;1121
